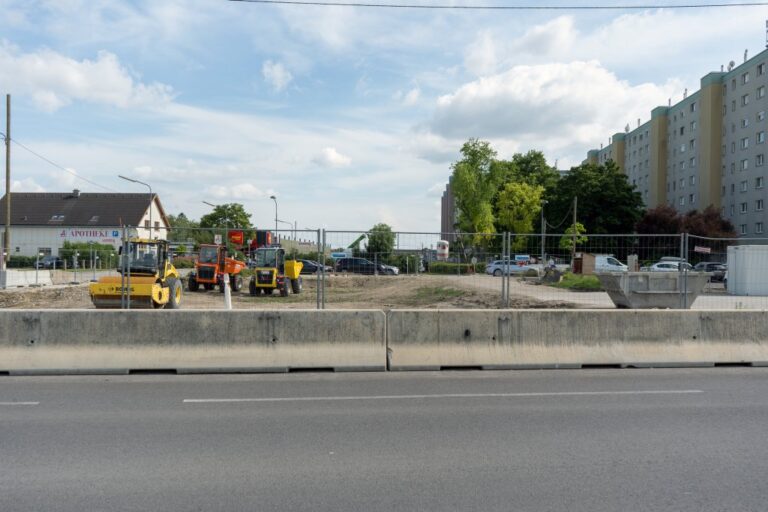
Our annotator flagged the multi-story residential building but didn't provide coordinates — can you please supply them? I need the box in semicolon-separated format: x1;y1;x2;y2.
440;179;457;242
585;46;768;237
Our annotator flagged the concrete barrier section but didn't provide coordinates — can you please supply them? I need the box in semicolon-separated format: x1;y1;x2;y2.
0;309;386;375
387;309;768;370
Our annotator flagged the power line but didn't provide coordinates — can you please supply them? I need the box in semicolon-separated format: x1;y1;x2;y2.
229;0;768;10
6;136;116;192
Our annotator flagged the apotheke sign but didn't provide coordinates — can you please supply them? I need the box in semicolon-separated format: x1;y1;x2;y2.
60;229;120;243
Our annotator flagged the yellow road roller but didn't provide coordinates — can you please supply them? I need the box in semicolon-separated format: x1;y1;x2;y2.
89;238;182;309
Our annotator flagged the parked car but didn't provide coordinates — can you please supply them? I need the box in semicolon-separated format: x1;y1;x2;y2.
297;259;333;274
380;264;400;275
594;255;628;272
485;260;541;277
647;261;693;272
334;257;392;275
693;262;727;282
35;255;64;269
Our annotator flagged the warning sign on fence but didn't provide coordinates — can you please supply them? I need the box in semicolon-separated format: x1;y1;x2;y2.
694;246;711;254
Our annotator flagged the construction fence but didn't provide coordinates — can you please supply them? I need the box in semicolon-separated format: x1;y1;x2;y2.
5;225;768;310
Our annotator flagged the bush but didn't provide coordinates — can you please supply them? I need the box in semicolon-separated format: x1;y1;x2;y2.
549;272;602;291
428;262;475;275
7;256;36;268
171;256;195;269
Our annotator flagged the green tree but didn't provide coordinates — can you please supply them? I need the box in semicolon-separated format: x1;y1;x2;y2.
450;139;501;242
547;161;644;235
200;203;252;230
559;222;588;250
511;150;560;192
366;223;396;259
496;181;545;251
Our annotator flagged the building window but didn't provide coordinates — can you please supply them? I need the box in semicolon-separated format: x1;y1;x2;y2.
756;176;764;188
144;220;150;229
741;202;748;213
759;63;766;76
731;204;736;215
731;162;736;173
742;118;750;128
49;214;65;222
722;185;726;196
742;94;750;106
680;143;686;153
758;131;766;144
742;72;750;84
741;224;748;235
741;180;748;192
757;154;765;167
731;183;736;194
757;222;764;234
759;111;766;122
757;199;764;211
691;120;697;131
680;178;685;189
680;126;685;136
679;196;685;206
690;193;695;204
741;137;750;149
759;86;766;99
732;100;737;112
690;102;697;112
742;159;750;171
690;157;696;167
690;175;696;185
732;142;736;153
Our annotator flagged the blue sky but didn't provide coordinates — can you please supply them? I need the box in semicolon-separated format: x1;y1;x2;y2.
1;0;767;231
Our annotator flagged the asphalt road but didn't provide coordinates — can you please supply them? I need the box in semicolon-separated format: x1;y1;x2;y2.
2;368;768;511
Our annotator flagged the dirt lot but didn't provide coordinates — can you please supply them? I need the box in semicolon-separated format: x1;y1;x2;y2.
0;274;577;310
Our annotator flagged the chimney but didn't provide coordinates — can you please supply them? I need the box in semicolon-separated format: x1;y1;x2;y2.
744;49;748;62
637;118;641;127
72;189;80;198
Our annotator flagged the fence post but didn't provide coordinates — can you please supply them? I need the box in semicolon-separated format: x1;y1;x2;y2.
500;232;506;307
683;232;689;309
316;229;321;310
321;229;326;310
679;232;685;309
120;227;127;309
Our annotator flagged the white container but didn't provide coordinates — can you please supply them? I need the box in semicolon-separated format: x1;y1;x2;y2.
727;245;768;295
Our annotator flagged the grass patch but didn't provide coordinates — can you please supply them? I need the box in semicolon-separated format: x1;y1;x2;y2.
549;272;603;291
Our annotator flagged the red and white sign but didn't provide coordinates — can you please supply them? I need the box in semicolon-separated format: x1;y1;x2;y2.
228;230;245;245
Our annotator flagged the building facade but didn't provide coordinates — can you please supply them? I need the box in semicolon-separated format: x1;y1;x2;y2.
0;190;169;258
586;47;767;236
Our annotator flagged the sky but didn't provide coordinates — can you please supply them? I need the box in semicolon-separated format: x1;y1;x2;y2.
1;0;767;232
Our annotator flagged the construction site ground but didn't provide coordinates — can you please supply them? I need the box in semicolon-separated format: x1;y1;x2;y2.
0;274;583;310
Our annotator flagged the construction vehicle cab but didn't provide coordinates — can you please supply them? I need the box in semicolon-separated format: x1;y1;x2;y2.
248;246;303;296
89;238;182;309
188;244;246;293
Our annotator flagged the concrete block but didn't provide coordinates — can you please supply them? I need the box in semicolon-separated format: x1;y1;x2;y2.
0;309;386;374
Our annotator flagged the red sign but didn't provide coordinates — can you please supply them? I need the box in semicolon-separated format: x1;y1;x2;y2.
228;230;244;245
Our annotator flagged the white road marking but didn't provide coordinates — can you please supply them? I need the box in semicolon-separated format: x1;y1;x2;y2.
0;402;39;406
184;389;703;403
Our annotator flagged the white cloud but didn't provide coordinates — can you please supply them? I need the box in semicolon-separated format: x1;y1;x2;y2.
0;42;173;112
427;182;446;196
262;60;293;92
312;147;352;168
208;183;269;200
464;31;498;76
431;60;678;145
402;87;421;107
11;178;45;192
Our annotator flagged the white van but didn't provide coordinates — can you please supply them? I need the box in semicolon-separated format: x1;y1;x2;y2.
594;255;628;272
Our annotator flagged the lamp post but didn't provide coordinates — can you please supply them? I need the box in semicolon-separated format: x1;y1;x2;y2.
118;175;152;238
269;195;278;241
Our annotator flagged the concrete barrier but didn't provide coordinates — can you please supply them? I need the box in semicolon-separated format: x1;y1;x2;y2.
387;309;768;370
0;309;386;375
0;270;54;288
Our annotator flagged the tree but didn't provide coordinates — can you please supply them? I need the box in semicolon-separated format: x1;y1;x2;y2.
559;222;588;250
547;161;644;235
450;139;501;241
496;181;545;251
200;203;252;230
681;206;737;238
635;205;681;234
511;150;560;193
366;223;396;260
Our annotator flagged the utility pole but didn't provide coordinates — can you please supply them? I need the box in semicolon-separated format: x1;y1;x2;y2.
3;94;10;271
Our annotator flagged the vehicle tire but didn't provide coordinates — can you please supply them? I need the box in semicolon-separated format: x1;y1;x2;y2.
493;269;502;277
166;277;182;309
291;276;302;294
188;275;199;292
249;279;257;296
231;274;244;291
281;279;290;297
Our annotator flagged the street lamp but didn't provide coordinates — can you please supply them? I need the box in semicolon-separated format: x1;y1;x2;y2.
270;195;278;240
119;175;152;238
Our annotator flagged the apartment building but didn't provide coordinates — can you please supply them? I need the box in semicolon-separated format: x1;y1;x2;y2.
586;47;768;236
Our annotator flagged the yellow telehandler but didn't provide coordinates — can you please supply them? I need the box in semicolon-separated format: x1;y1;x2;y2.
89;238;182;309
